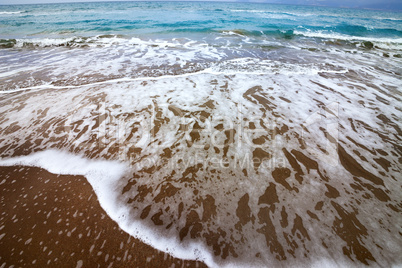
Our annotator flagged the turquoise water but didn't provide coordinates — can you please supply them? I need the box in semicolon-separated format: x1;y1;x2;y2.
1;2;402;40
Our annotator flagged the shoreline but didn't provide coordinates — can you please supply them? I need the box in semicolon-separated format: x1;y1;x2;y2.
0;165;206;267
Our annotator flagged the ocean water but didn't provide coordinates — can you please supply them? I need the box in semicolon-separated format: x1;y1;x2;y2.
0;1;401;89
0;1;401;267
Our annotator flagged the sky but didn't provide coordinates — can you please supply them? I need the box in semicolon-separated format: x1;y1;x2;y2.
0;0;401;11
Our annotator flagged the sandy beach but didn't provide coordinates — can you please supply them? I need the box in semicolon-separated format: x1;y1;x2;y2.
0;164;205;267
0;69;401;267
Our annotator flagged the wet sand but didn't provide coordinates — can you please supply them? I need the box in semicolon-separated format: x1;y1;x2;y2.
0;165;205;267
0;71;401;267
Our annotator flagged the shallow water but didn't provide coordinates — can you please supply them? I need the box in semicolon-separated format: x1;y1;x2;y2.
0;2;401;267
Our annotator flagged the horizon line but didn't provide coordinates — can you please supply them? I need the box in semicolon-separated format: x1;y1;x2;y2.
1;0;402;12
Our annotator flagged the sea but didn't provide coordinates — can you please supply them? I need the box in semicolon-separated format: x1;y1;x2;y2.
0;1;401;267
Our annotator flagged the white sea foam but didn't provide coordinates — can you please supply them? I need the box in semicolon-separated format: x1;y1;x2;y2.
294;30;402;46
0;59;350;94
0;67;38;79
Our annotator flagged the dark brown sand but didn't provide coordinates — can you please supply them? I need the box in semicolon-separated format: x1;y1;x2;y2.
0;165;206;268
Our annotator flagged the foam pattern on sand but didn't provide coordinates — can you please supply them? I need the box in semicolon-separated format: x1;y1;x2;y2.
0;63;401;266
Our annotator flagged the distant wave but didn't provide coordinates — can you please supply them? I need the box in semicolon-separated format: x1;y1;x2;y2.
230;9;267;13
0;11;22;15
294;30;402;45
230;9;402;22
373;17;402;21
1;32;401;52
0;35;210;49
